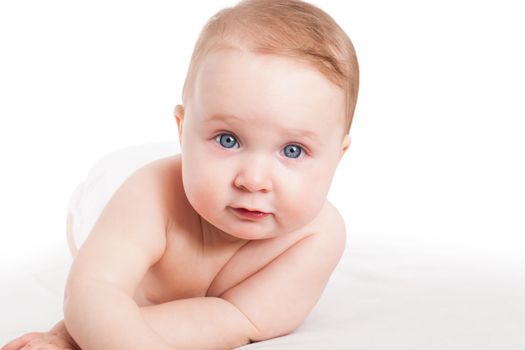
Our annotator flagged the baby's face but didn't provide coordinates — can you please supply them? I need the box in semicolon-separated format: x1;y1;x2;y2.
176;49;349;240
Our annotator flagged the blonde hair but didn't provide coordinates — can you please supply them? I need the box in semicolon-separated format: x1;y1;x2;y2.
182;0;359;134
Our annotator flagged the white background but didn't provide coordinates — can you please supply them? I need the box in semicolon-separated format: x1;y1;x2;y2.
1;0;524;277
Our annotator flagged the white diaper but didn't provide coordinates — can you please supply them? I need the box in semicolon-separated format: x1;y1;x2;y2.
67;141;180;249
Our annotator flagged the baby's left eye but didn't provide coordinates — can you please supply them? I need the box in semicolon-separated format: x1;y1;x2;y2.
283;144;303;159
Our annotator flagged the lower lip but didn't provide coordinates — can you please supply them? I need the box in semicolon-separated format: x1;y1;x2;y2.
231;207;270;220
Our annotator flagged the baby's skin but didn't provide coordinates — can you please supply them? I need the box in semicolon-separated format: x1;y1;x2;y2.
2;49;350;350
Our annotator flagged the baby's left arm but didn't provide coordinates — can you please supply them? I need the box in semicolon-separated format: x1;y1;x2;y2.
140;207;347;348
140;297;259;349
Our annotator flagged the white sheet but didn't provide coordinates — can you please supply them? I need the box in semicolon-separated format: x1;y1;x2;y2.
2;239;523;349
1;143;524;349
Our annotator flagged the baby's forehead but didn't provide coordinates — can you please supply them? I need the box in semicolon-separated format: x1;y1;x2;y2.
194;51;345;120
199;49;329;82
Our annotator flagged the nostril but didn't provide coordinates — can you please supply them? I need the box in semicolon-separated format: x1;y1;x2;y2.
234;172;272;193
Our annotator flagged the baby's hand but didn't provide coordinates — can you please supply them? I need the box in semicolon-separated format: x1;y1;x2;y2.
1;320;80;350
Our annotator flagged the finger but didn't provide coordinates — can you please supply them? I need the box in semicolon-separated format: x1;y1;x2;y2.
1;333;44;350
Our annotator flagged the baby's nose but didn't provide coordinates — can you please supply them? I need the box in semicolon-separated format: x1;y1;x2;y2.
234;157;273;193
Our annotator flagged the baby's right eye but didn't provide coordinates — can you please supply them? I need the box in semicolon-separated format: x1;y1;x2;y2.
215;133;239;149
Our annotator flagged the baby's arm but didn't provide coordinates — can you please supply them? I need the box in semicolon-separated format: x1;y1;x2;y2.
139;297;259;348
138;203;347;348
63;165;173;350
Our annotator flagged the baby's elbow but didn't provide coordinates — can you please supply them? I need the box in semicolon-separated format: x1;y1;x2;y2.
249;321;299;344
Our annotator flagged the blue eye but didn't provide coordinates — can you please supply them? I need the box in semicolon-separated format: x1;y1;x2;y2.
283;144;303;159
215;133;238;149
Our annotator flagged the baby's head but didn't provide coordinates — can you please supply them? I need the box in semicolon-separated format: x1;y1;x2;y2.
174;0;359;240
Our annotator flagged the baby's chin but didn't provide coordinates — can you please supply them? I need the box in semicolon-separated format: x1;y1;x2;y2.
212;219;279;241
225;229;279;241
206;214;304;242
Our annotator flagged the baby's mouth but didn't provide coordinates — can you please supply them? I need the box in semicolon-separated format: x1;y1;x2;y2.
230;207;271;220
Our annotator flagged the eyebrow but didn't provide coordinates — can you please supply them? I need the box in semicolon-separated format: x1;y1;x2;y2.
205;113;321;143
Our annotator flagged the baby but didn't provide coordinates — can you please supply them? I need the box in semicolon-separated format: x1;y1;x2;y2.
2;0;358;349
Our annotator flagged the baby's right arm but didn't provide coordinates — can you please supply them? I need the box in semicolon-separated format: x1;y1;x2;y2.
63;162;172;350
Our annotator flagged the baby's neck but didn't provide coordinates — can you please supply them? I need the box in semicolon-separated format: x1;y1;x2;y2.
198;215;248;253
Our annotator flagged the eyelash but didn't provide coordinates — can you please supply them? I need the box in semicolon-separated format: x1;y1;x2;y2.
213;132;309;159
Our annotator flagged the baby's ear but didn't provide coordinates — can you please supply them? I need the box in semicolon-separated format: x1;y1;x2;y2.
339;134;351;159
174;104;185;143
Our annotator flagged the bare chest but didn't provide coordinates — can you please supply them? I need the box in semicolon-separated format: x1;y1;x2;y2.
133;224;311;306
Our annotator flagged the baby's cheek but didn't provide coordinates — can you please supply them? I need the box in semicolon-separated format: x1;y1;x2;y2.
182;160;212;211
282;182;324;228
191;174;219;211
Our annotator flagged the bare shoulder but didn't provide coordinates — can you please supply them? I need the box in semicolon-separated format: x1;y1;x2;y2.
106;154;183;231
218;200;348;341
285;199;347;275
66;155;181;297
311;200;347;244
130;154;186;222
